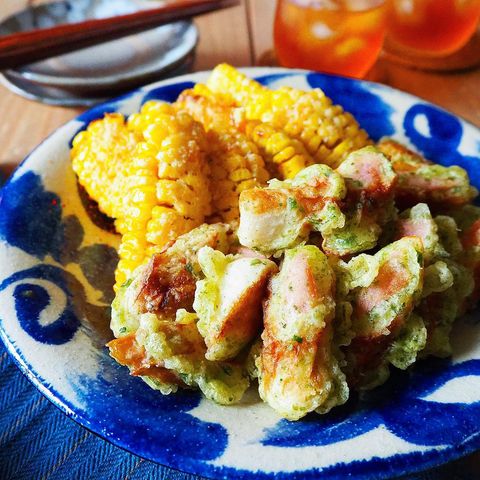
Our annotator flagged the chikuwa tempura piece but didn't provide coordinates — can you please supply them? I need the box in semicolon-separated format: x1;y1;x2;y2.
108;223;250;400
377;138;477;207
394;208;471;358
193;247;278;361
140;313;250;404
108;313;249;403
336;146;397;197
411;204;479;357
418;259;474;358
258;245;348;420
110;223;231;338
322;146;397;257
394;204;456;302
341;237;424;389
107;332;186;395
395;203;447;263
238;164;346;253
452;204;480;305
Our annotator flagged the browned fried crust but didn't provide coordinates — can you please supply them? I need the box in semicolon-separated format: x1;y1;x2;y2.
377;139;429;172
106;333;185;385
135;254;196;315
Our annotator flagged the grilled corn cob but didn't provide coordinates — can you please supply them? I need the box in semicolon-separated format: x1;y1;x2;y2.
240;119;314;179
176;84;235;130
178;84;313;179
71;113;141;219
207;128;269;222
177;85;269;221
114;102;211;288
207;64;371;168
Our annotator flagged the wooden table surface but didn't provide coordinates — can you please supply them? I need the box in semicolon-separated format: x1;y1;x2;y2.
1;0;479;177
0;1;480;477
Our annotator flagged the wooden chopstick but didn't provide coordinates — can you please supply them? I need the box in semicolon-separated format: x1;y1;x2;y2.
0;0;239;70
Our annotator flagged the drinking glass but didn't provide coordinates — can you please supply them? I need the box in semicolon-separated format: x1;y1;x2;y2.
274;0;387;78
385;0;480;57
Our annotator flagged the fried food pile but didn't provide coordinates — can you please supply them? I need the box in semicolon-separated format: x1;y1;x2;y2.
71;65;480;420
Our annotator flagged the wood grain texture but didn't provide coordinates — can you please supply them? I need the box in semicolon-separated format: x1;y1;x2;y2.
0;90;80;173
246;0;275;63
194;0;252;70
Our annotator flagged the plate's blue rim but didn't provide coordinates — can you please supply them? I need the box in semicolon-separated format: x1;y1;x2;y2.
3;322;480;480
1;67;480;480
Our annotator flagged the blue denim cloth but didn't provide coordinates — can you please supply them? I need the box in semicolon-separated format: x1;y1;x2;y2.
0;340;202;480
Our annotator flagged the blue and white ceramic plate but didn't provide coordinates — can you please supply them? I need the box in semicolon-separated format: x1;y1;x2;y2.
1;68;480;480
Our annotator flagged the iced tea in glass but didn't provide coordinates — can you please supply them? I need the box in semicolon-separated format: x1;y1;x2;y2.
386;0;480;56
274;0;387;78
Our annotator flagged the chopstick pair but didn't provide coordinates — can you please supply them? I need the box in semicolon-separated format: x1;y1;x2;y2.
0;0;239;70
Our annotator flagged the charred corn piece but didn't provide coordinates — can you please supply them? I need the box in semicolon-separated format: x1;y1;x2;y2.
377;138;478;207
206;64;371;168
175;83;236;130
175;84;270;222
207;63;266;106
114;103;211;290
242;120;314;179
206;128;269;222
71;113;141;219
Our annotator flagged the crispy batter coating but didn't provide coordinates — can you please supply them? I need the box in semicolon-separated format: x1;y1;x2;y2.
259;245;348;420
378;138;477;207
136;223;230;315
238;164;346;253
194;247;277;360
340;237;424;388
322;147;397;256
